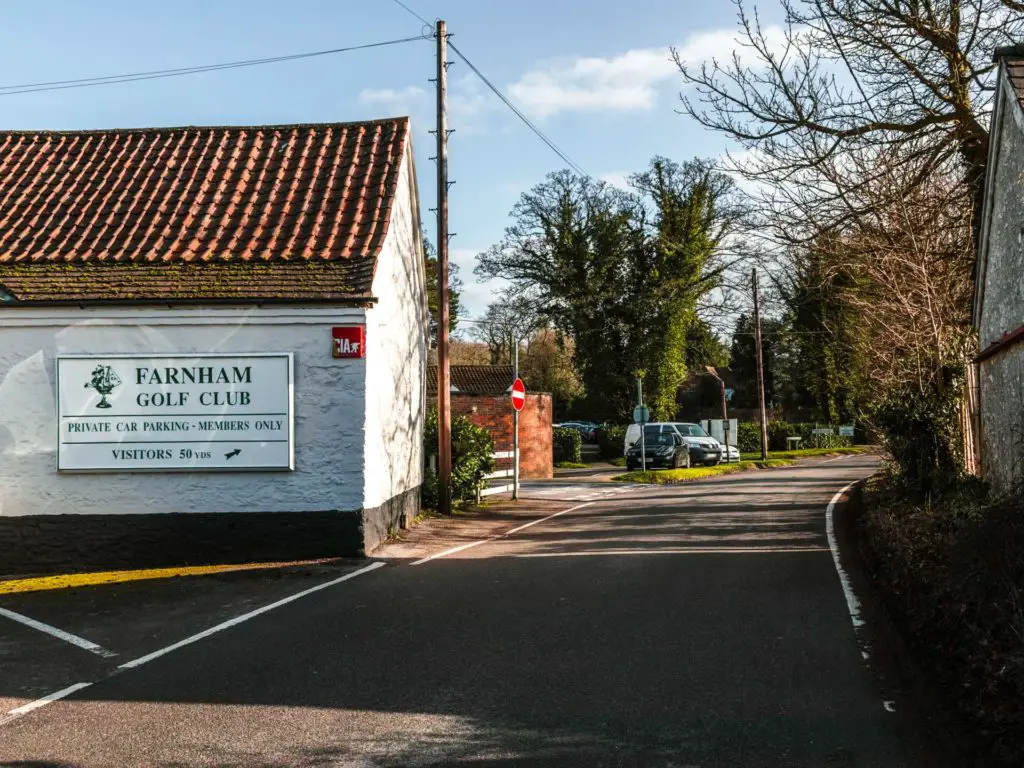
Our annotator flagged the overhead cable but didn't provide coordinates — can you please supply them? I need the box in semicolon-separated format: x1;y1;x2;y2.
448;42;590;178
389;0;433;29
0;36;430;97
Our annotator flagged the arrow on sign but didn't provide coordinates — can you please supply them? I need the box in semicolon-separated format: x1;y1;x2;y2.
224;449;241;460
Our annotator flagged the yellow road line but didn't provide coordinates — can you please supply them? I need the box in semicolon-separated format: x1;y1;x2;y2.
0;558;339;595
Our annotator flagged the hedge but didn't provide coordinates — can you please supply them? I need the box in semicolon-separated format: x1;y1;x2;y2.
553;427;583;464
596;424;628;459
736;421;855;452
422;408;496;509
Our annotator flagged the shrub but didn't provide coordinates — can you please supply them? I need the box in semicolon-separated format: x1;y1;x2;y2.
737;422;761;453
596;424;627;459
767;420;792;451
875;373;964;496
422;408;496;508
553;427;583;464
860;474;1024;764
760;421;854;451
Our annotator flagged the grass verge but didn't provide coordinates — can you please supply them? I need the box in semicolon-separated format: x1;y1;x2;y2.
612;459;793;484
607;456;627;467
554;461;590;469
857;471;1024;766
739;446;869;461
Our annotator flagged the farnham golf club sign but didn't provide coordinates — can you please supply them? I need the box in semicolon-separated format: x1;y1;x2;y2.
57;354;294;472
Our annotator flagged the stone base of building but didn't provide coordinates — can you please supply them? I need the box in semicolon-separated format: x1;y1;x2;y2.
0;487;420;576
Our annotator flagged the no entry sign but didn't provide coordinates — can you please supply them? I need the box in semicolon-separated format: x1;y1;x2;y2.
511;378;526;411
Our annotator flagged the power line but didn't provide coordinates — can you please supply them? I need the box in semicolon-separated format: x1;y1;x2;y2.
389;0;433;28
448;42;590;178
0;36;429;97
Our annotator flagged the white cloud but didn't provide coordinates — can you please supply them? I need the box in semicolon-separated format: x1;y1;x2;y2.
357;85;429;117
359;77;496;136
599;171;631;190
507;26;781;119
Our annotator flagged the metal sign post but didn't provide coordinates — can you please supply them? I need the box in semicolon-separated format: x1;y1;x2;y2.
511;348;522;501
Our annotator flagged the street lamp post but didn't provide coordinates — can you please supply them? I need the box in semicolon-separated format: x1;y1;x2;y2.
705;366;731;464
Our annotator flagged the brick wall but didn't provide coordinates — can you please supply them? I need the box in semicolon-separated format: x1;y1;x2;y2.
452;393;553;479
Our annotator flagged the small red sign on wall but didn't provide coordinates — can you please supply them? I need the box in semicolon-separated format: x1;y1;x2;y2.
332;326;366;359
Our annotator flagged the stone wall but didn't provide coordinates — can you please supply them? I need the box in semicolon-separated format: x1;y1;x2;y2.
979;346;1024;492
978;70;1024;493
451;393;553;479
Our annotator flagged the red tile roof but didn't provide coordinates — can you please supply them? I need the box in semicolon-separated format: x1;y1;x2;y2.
427;365;515;396
0;118;409;303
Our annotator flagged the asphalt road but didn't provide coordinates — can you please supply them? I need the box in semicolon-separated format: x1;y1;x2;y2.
0;454;931;767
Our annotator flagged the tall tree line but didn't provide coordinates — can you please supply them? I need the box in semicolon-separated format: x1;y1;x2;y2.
476;157;742;421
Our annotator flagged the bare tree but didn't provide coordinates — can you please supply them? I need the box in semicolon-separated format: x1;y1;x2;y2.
676;0;1023;240
800;147;975;395
469;288;545;364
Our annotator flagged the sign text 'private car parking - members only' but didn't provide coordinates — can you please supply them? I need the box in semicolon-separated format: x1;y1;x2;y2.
57;354;294;472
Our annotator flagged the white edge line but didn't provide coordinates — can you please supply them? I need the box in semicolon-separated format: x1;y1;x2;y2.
1;682;93;725
825;480;865;628
0;607;117;658
410;502;596;566
118;560;386;669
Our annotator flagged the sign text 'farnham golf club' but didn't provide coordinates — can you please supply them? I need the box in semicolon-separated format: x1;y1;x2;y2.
57;354;294;472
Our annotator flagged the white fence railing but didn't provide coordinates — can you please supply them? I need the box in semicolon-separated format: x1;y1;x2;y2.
477;449;518;500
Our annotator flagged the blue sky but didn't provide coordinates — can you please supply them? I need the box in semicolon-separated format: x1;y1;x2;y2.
0;0;777;320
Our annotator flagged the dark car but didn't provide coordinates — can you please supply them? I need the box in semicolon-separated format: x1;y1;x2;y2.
625;431;691;471
559;421;598;442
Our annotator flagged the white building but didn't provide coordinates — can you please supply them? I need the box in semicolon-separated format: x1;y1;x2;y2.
0;118;428;573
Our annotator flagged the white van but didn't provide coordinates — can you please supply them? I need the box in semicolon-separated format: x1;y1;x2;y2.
624;422;723;466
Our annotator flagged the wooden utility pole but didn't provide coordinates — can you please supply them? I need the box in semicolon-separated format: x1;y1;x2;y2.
435;20;452;515
752;267;769;461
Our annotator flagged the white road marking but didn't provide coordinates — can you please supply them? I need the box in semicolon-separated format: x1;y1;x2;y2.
821;454;852;464
516;547;831;557
1;561;387;728
410;502;596;566
518;483;644;502
825;481;865;628
1;682;93;724
0;607;117;658
118;560;386;670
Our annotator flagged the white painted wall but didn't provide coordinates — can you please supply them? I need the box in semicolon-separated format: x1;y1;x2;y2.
363;138;428;509
0;306;368;517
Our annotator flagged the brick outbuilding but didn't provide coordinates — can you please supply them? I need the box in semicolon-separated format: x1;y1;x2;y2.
427;365;553;480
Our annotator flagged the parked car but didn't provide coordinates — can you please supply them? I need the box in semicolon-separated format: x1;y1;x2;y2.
625;431;691;471
624;422;722;466
717;442;741;462
556;421;598;442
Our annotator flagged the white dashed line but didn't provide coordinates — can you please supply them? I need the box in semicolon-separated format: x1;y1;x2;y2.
0;607;117;658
